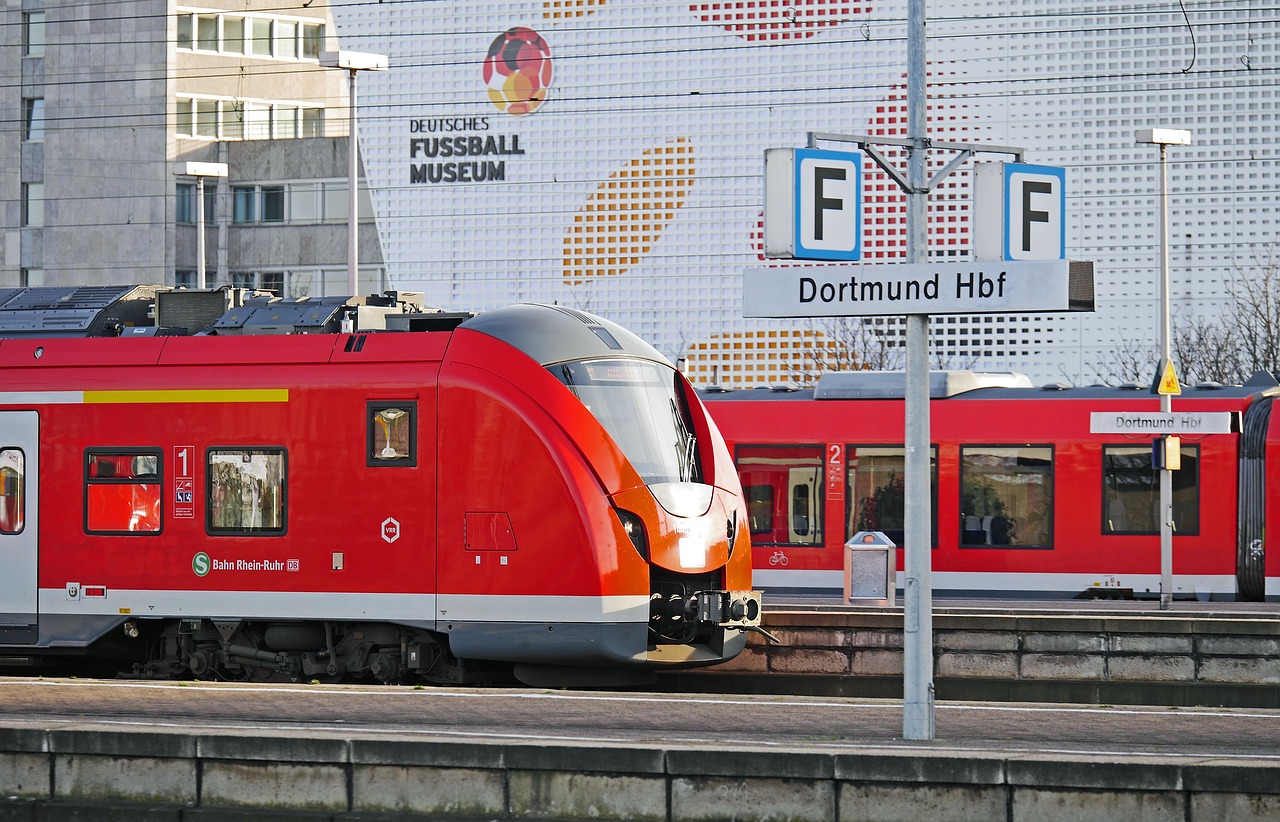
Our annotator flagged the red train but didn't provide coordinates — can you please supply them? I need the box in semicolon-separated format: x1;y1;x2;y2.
700;370;1280;601
0;285;760;686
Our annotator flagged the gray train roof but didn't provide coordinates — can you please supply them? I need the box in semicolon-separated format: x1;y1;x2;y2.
460;303;671;367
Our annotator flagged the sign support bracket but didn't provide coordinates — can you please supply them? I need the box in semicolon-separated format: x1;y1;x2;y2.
808;132;1025;194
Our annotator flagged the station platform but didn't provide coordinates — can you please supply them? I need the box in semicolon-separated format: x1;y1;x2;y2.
661;595;1280;707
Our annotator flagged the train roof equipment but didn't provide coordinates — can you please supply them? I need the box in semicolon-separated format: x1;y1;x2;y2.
0;285;472;339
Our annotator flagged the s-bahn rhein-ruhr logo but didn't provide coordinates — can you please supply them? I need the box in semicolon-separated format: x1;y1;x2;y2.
483;27;552;116
191;552;300;575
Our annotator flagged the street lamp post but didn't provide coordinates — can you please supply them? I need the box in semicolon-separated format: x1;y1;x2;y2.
320;50;388;297
1136;127;1191;611
174;161;228;290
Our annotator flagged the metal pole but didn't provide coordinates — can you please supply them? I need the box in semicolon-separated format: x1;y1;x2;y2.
1158;142;1172;611
196;176;207;290
902;0;934;740
346;67;359;297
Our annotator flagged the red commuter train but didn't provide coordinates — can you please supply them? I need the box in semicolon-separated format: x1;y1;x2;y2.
700;370;1280;601
0;285;760;686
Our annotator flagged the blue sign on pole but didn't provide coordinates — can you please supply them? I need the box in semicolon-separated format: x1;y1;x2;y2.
1002;162;1066;261
794;148;862;260
763;147;862;261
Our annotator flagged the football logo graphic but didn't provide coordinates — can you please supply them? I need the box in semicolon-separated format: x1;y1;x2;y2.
483;27;553;116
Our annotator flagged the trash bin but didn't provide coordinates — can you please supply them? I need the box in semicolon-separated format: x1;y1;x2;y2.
844;530;896;606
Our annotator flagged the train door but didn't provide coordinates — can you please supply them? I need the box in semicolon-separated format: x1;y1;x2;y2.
0;411;38;644
787;466;822;544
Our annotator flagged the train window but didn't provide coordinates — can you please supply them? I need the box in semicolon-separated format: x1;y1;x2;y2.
549;359;702;484
745;484;774;535
845;446;938;548
959;446;1053;548
1102;445;1200;535
207;449;286;534
85;449;163;534
367;402;416;467
734;445;823;546
0;449;24;535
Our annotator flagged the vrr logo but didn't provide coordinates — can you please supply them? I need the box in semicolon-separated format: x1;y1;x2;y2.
382;517;401;544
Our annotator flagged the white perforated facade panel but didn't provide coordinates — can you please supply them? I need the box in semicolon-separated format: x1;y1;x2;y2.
328;0;1278;385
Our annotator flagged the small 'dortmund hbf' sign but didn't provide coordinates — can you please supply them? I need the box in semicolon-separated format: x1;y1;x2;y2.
1089;411;1238;435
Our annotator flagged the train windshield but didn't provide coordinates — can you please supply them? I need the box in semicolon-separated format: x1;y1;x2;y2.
550;358;701;485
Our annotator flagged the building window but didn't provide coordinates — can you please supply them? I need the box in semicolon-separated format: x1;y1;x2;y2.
960;446;1053;548
1102;445;1199;535
244;102;271;140
178;95;322;142
20;269;43;287
24;12;46;56
85;450;163;534
207;449;286;534
0;449;24;535
260;271;285;293
233;186;256;222
273;105;297;139
276;20;298;60
290;183;321;222
176;11;322;60
250;18;273;57
302;23;324;59
177;183;214;224
220;15;243;54
177;183;195;223
177;99;193;137
302;107;323;138
196;100;219;138
175;270;196;289
22;184;44;228
261;186;285;222
23;98;44;142
196;14;219;51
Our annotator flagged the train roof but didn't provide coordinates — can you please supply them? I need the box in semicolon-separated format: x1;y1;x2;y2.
0;284;459;338
0;285;675;369
698;369;1280;402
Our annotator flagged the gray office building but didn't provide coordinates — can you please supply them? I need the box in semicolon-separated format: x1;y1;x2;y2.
3;0;384;296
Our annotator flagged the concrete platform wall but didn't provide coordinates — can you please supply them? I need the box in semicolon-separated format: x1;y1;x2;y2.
679;609;1280;707
1;725;1279;821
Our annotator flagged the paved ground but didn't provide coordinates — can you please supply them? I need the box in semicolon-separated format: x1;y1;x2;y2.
1;677;1277;760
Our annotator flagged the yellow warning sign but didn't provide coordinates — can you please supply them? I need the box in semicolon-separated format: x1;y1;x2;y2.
1157;360;1181;396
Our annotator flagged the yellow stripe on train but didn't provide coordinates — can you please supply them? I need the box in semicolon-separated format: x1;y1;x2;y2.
83;389;289;404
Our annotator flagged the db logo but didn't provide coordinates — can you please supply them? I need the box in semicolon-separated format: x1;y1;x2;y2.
381;517;401;544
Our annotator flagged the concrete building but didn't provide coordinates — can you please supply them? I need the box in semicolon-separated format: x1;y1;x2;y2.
3;0;384;296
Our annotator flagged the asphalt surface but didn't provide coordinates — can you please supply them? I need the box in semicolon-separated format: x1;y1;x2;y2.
1;677;1277;760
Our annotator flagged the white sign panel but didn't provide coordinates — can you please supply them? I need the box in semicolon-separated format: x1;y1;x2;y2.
743;260;1085;317
764;147;862;261
1089;412;1237;435
974;162;1066;261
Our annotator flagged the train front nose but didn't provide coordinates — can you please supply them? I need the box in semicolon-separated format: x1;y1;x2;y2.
611;481;762;666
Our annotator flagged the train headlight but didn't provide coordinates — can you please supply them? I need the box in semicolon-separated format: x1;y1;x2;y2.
615;508;648;560
649;482;713;517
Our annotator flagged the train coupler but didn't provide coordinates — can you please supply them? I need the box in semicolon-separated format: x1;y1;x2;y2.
696;590;762;628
